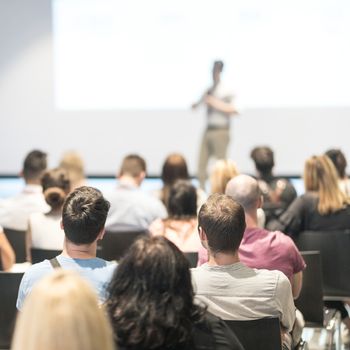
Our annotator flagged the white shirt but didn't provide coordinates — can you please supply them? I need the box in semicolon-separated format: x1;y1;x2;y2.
0;185;49;231
191;262;295;332
29;212;64;250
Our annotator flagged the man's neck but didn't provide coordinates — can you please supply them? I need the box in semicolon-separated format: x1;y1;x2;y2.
245;211;259;229
62;240;97;259
25;179;41;186
207;251;240;266
119;175;140;188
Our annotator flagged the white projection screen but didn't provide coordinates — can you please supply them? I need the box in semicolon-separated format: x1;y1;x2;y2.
0;0;350;176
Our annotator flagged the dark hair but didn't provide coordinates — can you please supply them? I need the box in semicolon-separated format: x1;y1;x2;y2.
119;154;146;177
22;150;47;181
161;153;189;185
62;186;110;245
106;236;206;350
325;149;347;179
198;194;246;254
250;146;274;175
213;60;224;72
41;168;70;210
168;180;197;218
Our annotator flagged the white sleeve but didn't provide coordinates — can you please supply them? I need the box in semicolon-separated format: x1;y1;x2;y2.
274;271;296;332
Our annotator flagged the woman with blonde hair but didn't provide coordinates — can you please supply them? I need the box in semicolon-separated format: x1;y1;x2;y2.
11;270;115;350
209;159;239;194
269;155;350;237
59;151;86;190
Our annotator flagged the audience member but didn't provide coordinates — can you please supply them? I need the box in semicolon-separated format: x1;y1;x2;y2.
59;150;87;190
105;154;167;231
150;180;201;252
17;186;116;309
155;153;206;211
27;168;71;259
12;270;115;350
251;146;297;225
325;148;350;195
106;235;244;350
268;155;350;237
0;227;15;270
0;150;49;230
209;158;238;194
191;194;295;349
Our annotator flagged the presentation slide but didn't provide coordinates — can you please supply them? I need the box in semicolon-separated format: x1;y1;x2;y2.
53;0;350;110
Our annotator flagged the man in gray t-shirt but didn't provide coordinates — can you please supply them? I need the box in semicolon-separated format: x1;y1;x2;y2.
191;194;295;348
192;61;238;190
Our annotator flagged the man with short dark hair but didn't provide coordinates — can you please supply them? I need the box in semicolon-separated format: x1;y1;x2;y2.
191;194;295;347
250;146;297;225
17;186;116;309
0;150;49;230
105;154;166;231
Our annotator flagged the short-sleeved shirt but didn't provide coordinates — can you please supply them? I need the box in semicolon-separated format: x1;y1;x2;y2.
239;227;306;280
191;262;296;332
16;255;116;310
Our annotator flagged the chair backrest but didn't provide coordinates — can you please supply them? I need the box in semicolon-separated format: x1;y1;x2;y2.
296;230;350;299
97;230;148;261
295;251;324;326
0;272;24;349
183;252;198;268
3;228;26;263
224;318;281;350
30;248;61;264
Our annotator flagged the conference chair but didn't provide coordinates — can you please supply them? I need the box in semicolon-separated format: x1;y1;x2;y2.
3;228;26;263
224;318;281;350
0;272;24;349
295;230;350;299
30;248;61;264
183;252;198;268
97;230;148;261
295;251;341;350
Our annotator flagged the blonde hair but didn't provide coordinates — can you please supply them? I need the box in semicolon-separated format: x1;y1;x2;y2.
11;270;115;350
304;155;350;215
210;159;239;194
59;151;85;190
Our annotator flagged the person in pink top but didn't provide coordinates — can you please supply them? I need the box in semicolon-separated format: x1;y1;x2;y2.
198;174;305;299
150;180;201;252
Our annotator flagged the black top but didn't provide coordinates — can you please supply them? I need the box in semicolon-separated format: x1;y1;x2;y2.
118;312;244;350
267;192;350;237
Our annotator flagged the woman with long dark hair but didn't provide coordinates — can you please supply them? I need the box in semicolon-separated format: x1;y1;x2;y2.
106;236;243;350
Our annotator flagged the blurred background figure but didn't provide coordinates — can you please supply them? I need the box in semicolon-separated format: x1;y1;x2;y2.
150;180;201;253
0;150;49;231
106;235;244;350
251;146;297;226
325;148;350;195
155;153;206;212
27;168;71;260
0;227;15;270
59;151;86;190
11;270;115;350
209;159;239;194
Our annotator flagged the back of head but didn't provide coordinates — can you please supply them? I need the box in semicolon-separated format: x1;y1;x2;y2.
62;186;110;244
22;150;47;182
12;270;114;350
198;194;246;254
119;154;146;178
41;168;70;211
210;159;239;194
161;153;189;186
167;180;197;218
107;235;204;349
59;151;85;187
225;174;260;213
304;155;349;214
250;146;274;176
325;149;347;179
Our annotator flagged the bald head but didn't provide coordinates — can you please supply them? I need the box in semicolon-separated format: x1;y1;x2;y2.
225;174;260;213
